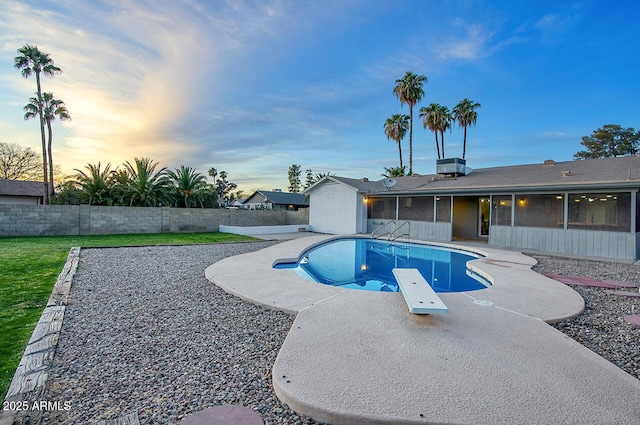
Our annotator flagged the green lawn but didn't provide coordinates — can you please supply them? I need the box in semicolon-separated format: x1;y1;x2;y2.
0;232;256;399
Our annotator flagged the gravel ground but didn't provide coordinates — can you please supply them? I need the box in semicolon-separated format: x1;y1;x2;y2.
530;253;640;381
34;242;323;425
14;244;640;424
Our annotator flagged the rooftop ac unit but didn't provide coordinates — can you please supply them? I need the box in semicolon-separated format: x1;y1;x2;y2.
436;158;467;176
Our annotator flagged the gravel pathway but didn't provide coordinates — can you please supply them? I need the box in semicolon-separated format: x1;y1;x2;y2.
36;242;323;425
530;253;640;381
16;244;640;424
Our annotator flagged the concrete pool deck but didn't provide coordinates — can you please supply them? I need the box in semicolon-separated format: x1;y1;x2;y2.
205;234;640;424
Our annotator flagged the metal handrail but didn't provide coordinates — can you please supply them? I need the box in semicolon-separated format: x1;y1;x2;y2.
391;220;411;242
372;220;396;240
372;219;411;241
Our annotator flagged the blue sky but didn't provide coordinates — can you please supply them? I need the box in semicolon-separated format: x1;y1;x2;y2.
0;0;638;193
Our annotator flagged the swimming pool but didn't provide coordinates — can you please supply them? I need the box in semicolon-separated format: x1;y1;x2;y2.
273;238;491;293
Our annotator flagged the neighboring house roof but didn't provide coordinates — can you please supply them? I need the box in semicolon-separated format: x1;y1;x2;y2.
305;157;640;195
0;179;43;197
243;190;309;206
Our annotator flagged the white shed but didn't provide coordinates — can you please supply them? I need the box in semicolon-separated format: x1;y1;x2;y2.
304;176;379;235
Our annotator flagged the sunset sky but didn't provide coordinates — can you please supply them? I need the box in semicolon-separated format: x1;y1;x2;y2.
0;0;638;193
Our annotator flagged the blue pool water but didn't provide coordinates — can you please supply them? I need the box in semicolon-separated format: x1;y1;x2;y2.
273;238;491;293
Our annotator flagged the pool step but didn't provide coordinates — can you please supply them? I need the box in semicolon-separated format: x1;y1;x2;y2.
393;268;449;315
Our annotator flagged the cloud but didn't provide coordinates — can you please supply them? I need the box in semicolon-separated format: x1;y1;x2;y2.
0;0;300;173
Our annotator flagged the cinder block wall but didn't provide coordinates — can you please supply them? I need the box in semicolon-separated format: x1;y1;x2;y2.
0;205;309;236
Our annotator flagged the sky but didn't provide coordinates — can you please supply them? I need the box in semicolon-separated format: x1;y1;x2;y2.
0;0;638;194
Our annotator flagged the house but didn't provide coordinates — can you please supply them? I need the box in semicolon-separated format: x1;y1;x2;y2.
303;156;640;261
229;198;245;208
0;179;44;205
242;190;309;211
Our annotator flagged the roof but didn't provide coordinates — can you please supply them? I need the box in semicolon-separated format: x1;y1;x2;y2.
243;190;309;206
306;157;640;195
0;179;43;197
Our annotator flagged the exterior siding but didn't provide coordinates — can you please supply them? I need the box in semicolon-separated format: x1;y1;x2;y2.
309;182;359;234
490;225;637;260
367;219;452;242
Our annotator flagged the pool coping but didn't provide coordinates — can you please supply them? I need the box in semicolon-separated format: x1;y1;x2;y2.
205;234;640;424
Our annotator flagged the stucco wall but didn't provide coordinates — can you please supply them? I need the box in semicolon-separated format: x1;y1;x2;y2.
309;181;360;234
0;205;308;236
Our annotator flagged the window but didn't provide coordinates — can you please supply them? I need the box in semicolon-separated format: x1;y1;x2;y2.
368;197;396;219
398;196;434;221
435;196;451;223
491;195;512;226
568;192;631;232
514;194;564;228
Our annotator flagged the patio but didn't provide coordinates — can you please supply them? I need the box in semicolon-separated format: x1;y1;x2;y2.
206;234;640;424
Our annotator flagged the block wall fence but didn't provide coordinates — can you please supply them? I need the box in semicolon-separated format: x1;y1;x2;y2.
0;205;309;236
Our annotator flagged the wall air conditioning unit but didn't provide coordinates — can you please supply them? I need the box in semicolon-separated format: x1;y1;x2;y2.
436;158;469;176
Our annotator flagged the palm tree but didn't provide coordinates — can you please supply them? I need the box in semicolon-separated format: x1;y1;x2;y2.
393;71;427;175
208;167;217;182
383;114;409;168
14;44;62;204
72;162;114;205
435;104;452;158
24;92;71;196
382;166;406;178
167;165;211;208
122;157;171;207
452;98;481;159
419;104;441;159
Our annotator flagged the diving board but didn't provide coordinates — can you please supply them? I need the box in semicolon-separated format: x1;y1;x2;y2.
393;268;449;315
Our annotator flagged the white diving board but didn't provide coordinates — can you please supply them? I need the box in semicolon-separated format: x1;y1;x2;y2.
392;268;449;315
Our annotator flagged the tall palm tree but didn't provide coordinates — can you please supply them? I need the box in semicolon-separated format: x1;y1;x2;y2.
14;44;62;204
383;114;409;168
393;71;427;175
72;162;114;205
419;104;441;159
122;157;171;207
24;92;71;196
208;167;217;182
452;98;481;159
167;165;211;208
435;105;452;158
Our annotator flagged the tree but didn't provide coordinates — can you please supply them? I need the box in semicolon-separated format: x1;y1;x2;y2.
53;179;84;205
382;166;406;178
304;169;314;189
72;162;115;205
394;71;427;174
14;44;62;204
574;124;639;159
167;165;213;208
0;142;41;180
435;104;452;158
121;157;171;207
208;167;217;181
311;172;336;184
214;170;237;205
24;92;71;196
383;114;409;168
288;164;302;193
419;104;441;159
452;98;481;159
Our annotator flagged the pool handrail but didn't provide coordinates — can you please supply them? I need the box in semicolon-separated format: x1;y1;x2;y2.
372;219;411;242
